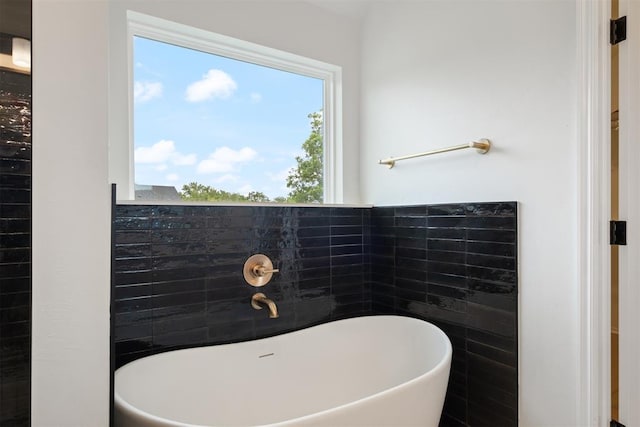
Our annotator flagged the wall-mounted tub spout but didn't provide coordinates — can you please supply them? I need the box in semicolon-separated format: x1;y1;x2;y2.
251;293;279;318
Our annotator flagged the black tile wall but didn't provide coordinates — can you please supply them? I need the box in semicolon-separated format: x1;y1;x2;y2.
112;201;517;427
0;69;32;425
371;202;518;427
112;205;371;367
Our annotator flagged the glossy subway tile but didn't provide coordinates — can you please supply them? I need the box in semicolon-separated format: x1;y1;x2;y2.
369;201;517;426
112;201;517;427
0;72;32;425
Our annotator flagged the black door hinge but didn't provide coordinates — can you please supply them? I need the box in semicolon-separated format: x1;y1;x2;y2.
611;420;626;427
611;16;627;45
610;220;627;245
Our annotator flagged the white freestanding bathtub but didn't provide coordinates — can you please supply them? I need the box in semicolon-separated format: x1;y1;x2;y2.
114;315;452;427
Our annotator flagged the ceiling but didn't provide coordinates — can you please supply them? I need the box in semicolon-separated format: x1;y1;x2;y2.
304;0;371;21
0;1;366;39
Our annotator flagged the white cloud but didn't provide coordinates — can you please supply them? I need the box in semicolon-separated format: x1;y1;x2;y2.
214;174;238;184
237;184;253;194
134;81;163;103
172;153;197;166
250;92;262;104
185;69;237;102
166;173;179;182
197;146;257;174
135;140;175;164
267;167;293;182
134;140;198;167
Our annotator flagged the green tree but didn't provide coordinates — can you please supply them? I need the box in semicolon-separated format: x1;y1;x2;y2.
286;111;323;203
246;191;270;202
180;182;260;202
180;182;217;201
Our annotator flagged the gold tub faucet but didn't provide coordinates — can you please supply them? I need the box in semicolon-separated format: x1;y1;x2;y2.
251;293;279;319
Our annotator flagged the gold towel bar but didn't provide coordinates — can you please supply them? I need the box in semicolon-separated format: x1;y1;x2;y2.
378;139;491;169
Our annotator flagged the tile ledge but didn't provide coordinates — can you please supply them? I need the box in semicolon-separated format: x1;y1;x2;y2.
116;200;373;209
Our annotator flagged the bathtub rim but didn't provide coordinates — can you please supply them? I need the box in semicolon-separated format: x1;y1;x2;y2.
114;315;453;427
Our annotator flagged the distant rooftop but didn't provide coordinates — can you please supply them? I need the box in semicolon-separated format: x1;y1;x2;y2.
134;184;181;201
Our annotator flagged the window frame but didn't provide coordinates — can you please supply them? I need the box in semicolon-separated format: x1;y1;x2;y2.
125;10;343;204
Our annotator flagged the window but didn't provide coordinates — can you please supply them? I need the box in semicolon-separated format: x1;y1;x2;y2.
126;11;342;204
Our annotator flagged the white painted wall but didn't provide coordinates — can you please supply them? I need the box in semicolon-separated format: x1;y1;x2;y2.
32;0;111;425
32;0;584;424
360;2;578;426
108;0;362;203
32;1;360;424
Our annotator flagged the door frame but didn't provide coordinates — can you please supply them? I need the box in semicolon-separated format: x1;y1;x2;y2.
577;0;612;425
617;0;640;424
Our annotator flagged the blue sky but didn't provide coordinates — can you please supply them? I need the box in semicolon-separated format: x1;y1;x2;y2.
133;36;323;200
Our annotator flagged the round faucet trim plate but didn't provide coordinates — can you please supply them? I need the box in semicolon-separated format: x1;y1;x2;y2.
243;254;279;287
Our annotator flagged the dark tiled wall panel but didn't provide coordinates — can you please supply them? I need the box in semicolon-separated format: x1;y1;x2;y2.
113;205;371;367
371;203;518;427
113;202;517;426
0;70;32;425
